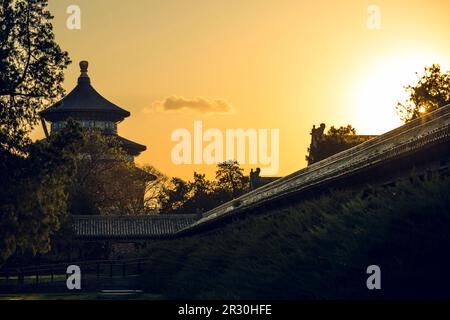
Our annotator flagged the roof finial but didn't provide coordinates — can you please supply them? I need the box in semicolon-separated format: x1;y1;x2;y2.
80;60;88;71
78;61;90;83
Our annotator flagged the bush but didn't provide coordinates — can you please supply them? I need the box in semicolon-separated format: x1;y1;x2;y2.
140;174;450;299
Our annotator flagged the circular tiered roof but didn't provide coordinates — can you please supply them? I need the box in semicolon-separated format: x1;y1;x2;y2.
40;61;131;122
40;61;146;156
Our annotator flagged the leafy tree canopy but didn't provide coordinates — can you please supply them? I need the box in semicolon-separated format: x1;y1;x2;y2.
215;161;248;199
68;130;155;216
0;121;82;266
0;0;70;154
158;161;249;214
397;64;450;122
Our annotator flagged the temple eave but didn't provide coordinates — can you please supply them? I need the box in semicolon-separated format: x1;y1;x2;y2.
117;135;147;156
40;108;130;122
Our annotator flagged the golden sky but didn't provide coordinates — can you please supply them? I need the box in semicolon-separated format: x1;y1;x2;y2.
33;0;450;179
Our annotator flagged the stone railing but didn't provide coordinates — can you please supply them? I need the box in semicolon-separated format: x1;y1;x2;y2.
181;105;450;232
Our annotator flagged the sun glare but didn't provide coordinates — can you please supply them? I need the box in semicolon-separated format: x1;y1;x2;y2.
350;52;448;134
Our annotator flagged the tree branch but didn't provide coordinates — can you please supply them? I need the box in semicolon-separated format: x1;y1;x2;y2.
13;0;32;92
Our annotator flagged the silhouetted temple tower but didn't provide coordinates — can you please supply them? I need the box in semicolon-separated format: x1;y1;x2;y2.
40;60;146;158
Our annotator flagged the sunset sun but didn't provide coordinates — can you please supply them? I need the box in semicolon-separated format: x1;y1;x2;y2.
351;52;448;134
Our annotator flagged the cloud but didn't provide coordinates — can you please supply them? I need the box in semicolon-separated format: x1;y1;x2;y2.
145;96;234;115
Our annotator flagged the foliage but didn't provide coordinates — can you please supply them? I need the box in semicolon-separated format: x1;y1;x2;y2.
187;173;216;213
0;0;70;154
68;130;154;216
215;161;249;199
39;130;160;261
0;0;74;267
141;165;169;212
0;121;82;267
140;174;450;299
158;177;192;214
158;161;249;214
397;64;450;122
306;125;366;164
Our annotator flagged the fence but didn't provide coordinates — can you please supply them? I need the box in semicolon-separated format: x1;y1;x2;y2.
0;258;152;293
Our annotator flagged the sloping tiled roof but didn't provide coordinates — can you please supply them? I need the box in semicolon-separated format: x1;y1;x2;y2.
181;104;450;234
250;176;282;190
72;214;200;240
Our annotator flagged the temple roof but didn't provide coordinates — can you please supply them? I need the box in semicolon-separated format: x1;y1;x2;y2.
117;135;147;156
72;214;200;240
40;61;130;122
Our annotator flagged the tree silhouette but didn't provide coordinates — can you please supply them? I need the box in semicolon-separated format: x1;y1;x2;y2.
158;177;192;214
141;165;170;212
158;162;250;214
0;0;70;154
397;64;450;122
0;0;72;266
69;130;155;216
215;161;249;199
0;121;82;267
189;173;215;213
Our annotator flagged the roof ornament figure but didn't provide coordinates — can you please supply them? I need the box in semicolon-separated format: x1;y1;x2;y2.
311;123;326;149
249;168;261;190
